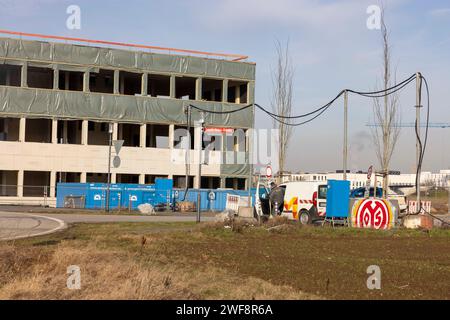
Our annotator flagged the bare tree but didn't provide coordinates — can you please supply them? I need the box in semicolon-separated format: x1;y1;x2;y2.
271;39;294;183
371;7;401;198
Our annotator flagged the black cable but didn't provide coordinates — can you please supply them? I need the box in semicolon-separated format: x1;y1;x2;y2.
347;74;416;96
190;103;253;114
350;76;416;99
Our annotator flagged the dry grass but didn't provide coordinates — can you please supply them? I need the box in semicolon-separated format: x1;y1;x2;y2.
0;237;317;300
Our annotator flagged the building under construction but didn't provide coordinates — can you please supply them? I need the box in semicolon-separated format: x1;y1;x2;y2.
0;32;255;206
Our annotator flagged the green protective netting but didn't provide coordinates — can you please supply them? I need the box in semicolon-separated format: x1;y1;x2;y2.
0;87;253;128
0;37;255;80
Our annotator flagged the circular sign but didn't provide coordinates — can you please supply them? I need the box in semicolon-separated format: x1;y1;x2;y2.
266;165;272;178
174;190;179;198
208;191;216;201
352;198;393;230
113;156;121;168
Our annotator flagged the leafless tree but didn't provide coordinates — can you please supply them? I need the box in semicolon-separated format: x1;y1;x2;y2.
271;39;294;183
371;7;401;198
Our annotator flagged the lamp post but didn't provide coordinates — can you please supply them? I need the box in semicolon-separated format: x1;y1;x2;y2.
106;123;113;213
196;112;204;223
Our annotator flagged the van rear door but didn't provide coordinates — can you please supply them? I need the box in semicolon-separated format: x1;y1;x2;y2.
316;185;327;217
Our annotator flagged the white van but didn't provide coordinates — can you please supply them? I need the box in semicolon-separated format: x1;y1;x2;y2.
254;181;328;225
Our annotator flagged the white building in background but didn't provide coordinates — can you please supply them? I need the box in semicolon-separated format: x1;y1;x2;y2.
281;170;450;192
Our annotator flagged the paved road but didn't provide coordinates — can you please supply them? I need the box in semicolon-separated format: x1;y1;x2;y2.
0;212;66;241
0;211;216;241
34;213;216;224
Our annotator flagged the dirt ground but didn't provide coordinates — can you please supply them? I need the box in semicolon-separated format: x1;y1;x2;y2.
1;220;449;300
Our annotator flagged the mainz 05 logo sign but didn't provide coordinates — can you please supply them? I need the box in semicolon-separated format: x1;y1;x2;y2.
351;199;394;230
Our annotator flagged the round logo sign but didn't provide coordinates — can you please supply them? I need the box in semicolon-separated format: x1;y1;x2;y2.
352;198;393;230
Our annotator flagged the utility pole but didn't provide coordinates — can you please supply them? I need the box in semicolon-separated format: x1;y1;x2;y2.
106;123;113;213
343;90;348;181
416;72;421;209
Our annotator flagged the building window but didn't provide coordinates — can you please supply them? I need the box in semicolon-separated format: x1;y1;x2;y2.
147;74;170;97
27;66;53;89
175;76;196;100
202;78;223;102
90;69;114;93
147;124;169;148
0;64;21;87
59;70;83;91
119;71;142;96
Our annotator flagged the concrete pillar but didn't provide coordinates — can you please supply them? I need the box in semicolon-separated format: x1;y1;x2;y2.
114;70;120;94
53;67;59;89
111;173;117;184
222;79;228;103
233;178;238;190
81;120;88;145
141;73;148;96
17;170;24;197
51;119;58;144
112;123;118;140
248;82;255;104
50;171;56;197
195;77;202;101
21;61;27;87
140;124;146;147
169;124;175;149
119;73;124;94
83;70;90;92
235;85;240;104
139;174;145;185
80;172;87;183
19;117;26;142
220;177;226;189
170;75;176;98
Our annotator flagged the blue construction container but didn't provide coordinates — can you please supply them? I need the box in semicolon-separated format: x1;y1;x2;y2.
326;180;350;218
56;180;173;210
57;180;254;212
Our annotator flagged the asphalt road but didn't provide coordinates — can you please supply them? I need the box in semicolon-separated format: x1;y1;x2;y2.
0;211;216;241
0;212;67;241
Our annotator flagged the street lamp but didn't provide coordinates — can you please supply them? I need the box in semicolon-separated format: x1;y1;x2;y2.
196;112;204;223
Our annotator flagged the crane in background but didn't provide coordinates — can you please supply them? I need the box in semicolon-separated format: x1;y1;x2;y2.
366;122;450;128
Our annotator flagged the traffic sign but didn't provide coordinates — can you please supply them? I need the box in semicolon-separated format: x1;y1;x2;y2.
112;155;121;168
208;191;216;201
113;140;124;155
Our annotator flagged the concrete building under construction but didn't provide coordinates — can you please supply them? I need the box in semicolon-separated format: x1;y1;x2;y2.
0;32;255;206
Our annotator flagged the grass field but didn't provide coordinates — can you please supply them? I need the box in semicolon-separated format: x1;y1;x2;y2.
1;219;449;300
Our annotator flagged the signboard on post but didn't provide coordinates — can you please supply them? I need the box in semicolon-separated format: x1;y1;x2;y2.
266;165;272;179
364;165;373;198
407;200;432;214
204;128;234;134
112;140;124;168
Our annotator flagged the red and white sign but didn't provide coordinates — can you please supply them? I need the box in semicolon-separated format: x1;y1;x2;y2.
266;165;272;178
204;127;234;134
407;200;432;215
352;198;394;230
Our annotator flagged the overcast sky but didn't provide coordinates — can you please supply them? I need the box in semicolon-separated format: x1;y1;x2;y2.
1;0;449;173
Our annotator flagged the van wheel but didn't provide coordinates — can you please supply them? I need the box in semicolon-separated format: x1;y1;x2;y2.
299;210;312;225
